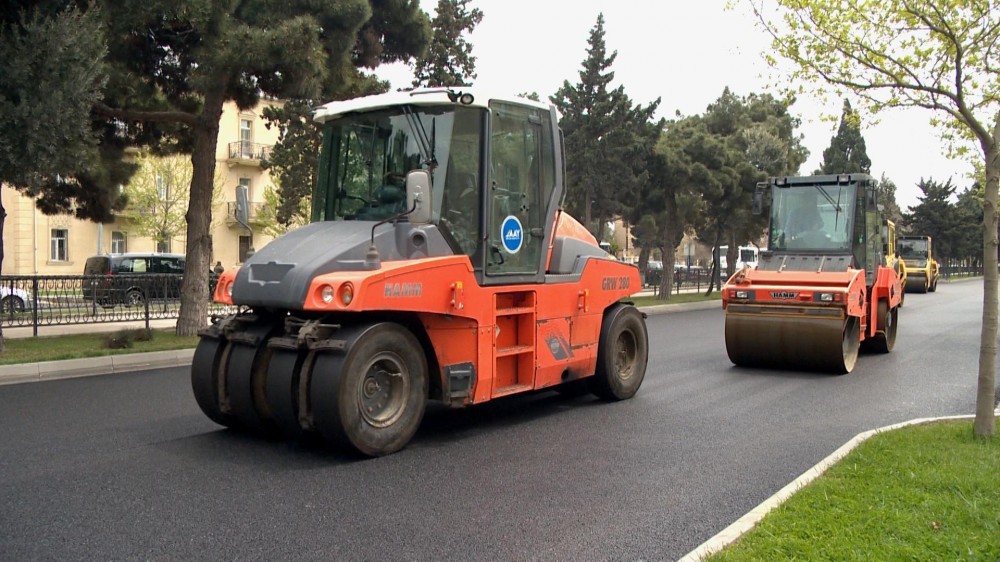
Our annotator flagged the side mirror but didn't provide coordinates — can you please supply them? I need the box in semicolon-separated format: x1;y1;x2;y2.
406;169;432;224
235;185;250;228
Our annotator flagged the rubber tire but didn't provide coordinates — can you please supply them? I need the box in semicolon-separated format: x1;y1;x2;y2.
310;323;428;457
0;296;25;314
191;336;240;428
590;304;648;400
265;349;307;439
225;323;279;435
125;289;145;307
928;277;938;292
863;300;897;354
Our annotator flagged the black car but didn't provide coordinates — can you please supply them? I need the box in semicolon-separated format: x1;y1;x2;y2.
83;253;185;306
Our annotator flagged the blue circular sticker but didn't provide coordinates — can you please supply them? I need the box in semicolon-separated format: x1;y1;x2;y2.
500;215;524;254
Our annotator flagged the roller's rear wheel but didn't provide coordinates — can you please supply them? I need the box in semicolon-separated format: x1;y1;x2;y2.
590;305;648;400
310;323;428;456
862;300;897;354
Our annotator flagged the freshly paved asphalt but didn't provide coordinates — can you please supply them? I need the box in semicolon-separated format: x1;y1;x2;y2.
0;279;987;561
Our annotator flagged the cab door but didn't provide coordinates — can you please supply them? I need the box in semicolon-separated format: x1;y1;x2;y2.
484;101;555;285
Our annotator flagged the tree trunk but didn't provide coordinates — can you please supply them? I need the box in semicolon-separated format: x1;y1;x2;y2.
974;129;999;438
176;90;226;336
659;194;682;301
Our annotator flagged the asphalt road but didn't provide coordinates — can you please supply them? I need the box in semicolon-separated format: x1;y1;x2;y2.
0;279;987;561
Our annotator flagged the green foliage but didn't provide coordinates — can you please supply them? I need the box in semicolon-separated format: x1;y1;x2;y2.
902;177;959;258
121;153;194;247
711;420;1000;561
745;0;998;435
0;5;127;222
262;100;324;228
412;0;483;88
876;173;904;225
818;99;871;174
258;185;310;238
550;14;661;236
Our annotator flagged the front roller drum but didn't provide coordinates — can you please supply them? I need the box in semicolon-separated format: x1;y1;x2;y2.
725;312;860;374
308;323;429;457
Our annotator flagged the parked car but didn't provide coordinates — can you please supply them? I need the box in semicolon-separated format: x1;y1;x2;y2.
83;253;186;307
0;286;32;313
645;260;663;287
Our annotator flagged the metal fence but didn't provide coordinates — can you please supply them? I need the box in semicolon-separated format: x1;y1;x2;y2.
0;274;234;336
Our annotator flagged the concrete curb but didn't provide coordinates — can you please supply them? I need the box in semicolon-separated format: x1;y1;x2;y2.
677;411;998;562
0;348;195;386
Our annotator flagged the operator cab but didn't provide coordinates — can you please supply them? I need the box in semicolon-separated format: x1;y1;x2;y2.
759;174;882;284
312;89;562;286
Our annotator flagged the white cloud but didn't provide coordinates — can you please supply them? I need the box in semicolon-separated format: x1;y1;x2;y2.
376;0;976;210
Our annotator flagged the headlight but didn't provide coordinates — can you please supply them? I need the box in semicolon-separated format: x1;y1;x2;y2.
735;290;749;299
226;282;233;297
320;285;334;304
339;282;354;305
818;293;834;302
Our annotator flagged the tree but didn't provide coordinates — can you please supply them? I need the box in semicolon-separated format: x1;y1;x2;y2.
876;173;904;225
646;116;712;300
0;5;126;352
902;177;958;259
696;89;807;284
818;99;872;174
85;1;430;336
749;0;999;436
411;0;483;88
551;14;660;237
120;153;217;251
258;185;310;239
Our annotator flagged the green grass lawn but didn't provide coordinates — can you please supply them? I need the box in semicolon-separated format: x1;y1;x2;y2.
0;329;200;365
629;291;722;308
710;419;1000;561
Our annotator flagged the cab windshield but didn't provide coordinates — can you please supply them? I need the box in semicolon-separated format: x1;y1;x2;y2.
314;105;484;247
768;183;857;251
899;239;928;259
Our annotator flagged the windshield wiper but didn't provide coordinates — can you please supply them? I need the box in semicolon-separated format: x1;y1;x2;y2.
402;106;437;169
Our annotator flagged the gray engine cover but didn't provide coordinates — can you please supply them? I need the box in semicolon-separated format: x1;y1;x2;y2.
232;221;453;309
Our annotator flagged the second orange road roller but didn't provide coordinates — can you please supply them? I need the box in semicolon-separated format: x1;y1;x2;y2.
722;174;903;374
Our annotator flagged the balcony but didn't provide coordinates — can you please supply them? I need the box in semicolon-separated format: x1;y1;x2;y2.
226;201;266;225
227;141;272;165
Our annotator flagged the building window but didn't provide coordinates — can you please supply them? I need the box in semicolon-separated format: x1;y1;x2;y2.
238;177;252;202
156;238;171;253
111;231;127;254
239;235;253;263
50;229;68;262
240;118;253;157
156;174;168;200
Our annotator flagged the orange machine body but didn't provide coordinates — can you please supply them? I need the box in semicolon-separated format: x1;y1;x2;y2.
212;238;639;406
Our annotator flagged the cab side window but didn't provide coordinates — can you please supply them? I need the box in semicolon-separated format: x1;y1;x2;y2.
486;102;553;276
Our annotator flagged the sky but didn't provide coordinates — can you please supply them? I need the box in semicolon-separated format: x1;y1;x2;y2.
375;0;978;211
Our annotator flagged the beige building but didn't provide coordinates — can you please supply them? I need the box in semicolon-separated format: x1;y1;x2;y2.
1;100;283;275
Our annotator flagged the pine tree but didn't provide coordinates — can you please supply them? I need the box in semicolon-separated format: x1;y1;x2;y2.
551;14;659;236
902;178;957;259
819;99;871;174
412;0;483;88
